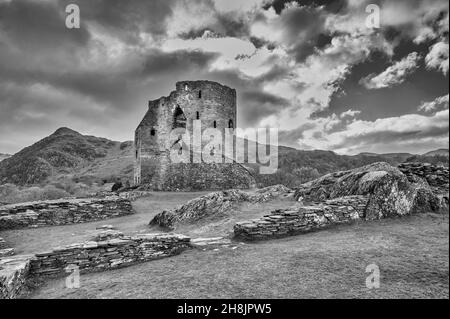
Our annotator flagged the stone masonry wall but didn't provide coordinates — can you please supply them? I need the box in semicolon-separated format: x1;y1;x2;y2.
134;80;252;191
234;196;369;240
398;162;449;193
29;233;190;277
0;196;134;230
0;233;190;298
161;162;256;191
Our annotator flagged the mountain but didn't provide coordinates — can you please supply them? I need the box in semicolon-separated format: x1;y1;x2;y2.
357;152;414;163
0;153;10;162
422;149;449;157
0;128;133;185
1;127;447;187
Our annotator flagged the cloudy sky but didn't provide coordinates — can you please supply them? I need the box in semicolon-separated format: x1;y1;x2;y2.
0;0;448;155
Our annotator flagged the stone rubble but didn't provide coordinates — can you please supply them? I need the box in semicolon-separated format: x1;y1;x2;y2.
91;230;125;242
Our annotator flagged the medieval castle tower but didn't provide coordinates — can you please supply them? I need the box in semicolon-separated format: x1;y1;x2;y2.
134;80;255;191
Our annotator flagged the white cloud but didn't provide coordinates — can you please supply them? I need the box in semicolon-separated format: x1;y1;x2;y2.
291;109;449;154
212;0;269;13
340;109;361;119
425;41;449;75
418;94;449;112
361;52;421;89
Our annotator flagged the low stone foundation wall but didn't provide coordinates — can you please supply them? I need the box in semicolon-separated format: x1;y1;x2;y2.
0;196;134;230
234;196;369;241
0;233;190;298
29;233;190;277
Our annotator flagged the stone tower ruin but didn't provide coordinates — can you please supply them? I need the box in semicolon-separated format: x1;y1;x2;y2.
134;80;255;191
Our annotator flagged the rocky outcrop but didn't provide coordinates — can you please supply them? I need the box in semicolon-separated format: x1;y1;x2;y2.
294;162;447;220
0;255;34;299
29;233;190;277
234;196;369;240
0;196;134;230
150;185;292;229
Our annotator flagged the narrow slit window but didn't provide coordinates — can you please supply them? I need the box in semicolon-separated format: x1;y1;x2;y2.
213;120;217;128
151;129;156;136
228;119;234;129
196;111;200;120
198;90;202;98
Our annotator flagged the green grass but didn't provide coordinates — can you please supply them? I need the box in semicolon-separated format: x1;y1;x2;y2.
23;212;449;299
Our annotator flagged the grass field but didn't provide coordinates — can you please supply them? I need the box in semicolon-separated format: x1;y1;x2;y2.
20;209;448;299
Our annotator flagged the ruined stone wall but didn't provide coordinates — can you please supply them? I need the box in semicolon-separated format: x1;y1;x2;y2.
134;80;254;190
234;196;369;240
0;237;6;250
0;196;134;230
29;233;190;277
161;162;256;191
398;162;449;193
0;234;190;298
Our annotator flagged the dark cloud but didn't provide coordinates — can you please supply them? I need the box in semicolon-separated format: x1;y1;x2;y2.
240;91;291;126
0;0;90;51
57;0;176;43
278;123;317;147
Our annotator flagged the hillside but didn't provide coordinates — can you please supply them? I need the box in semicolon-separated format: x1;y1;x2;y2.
423;149;449;157
0;128;133;185
0;153;10;162
1;128;448;188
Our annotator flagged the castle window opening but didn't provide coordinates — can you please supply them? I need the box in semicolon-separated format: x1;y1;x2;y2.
196;111;200;120
173;106;187;129
213;120;217;128
184;84;189;91
151;129;156;136
228;119;234;129
198;90;202;98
